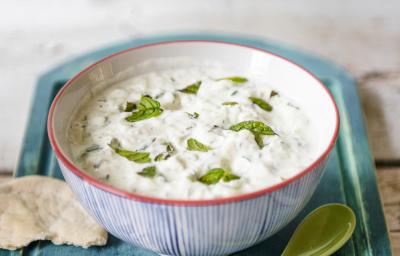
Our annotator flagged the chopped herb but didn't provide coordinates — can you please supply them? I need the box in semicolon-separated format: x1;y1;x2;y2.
154;142;175;161
138;166;156;177
230;121;275;149
165;142;175;153
187;138;212;152
270;90;279;97
230;121;275;135
155;92;165;99
123;102;136;112
125;96;163;122
254;134;264;149
81;145;102;159
223;172;240;182
198;168;240;185
170;77;176;82
198;168;225;184
187;112;200;119
216;76;248;83
154;153;169;161
222;101;238;106
231;90;238;96
178;81;201;94
108;138;121;150
85;144;101;153
249;97;273;112
93;161;104;169
287;102;300;110
108;138;151;163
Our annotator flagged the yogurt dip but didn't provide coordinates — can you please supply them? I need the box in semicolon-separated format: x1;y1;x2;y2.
68;61;318;199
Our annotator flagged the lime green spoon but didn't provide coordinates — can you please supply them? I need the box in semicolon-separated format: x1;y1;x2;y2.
282;204;356;256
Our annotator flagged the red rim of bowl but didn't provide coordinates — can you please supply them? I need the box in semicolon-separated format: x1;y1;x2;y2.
48;40;340;206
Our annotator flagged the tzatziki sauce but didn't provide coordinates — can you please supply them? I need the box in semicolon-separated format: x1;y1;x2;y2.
68;61;318;199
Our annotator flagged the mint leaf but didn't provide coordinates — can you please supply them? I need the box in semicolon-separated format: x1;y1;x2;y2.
198;168;240;184
108;138;121;150
155;142;175;161
270;90;279;98
198;168;225;184
138;166;156;177
223;172;240;182
108;138;151;163
123;102;136;112
138;95;161;110
125;108;163;122
229;121;275;135
187;112;199;119
249;97;272;112
125;96;163;122
164;142;175;153
154;153;168;161
216;76;248;83
187;138;212;152
222;101;238;106
230;121;275;149
179;81;201;94
254;133;264;149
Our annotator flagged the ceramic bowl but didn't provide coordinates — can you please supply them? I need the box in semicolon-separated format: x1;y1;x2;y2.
48;41;339;255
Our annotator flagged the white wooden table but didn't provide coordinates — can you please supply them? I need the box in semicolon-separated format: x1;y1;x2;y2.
1;0;399;253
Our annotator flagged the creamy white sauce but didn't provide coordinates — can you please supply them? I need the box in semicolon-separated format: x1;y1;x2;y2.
68;62;318;199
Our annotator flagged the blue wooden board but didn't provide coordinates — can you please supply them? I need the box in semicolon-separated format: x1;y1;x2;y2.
3;34;391;255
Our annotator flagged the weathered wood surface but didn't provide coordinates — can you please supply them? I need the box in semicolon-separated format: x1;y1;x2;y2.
359;71;400;161
376;168;400;255
0;174;11;184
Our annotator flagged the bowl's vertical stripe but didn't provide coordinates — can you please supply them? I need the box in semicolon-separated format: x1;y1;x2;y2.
58;153;328;255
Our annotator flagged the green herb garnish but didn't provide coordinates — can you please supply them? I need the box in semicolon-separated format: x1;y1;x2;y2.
165;142;175;153
216;76;248;83
108;138;151;163
85;144;101;153
178;81;201;94
254;133;264;149
249;97;273;112
125;96;163;122
187;138;212;152
230;121;275;135
198;168;240;185
222;101;238;106
154;154;164;161
154;153;168;161
187;112;199;119
123;102;136;112
230;121;275;149
270;90;279;98
223;172;240;182
138;166;156;177
154;142;175;161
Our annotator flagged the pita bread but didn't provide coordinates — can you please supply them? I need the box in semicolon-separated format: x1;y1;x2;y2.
0;175;107;250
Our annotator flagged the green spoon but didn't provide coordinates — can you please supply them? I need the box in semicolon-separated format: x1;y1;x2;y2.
282;204;356;256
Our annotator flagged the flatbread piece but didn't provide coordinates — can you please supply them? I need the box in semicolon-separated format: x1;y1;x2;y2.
0;175;107;250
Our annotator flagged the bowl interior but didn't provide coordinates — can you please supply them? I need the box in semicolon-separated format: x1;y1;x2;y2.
50;41;338;191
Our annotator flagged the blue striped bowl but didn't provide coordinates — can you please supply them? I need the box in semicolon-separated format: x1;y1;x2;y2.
48;41;339;255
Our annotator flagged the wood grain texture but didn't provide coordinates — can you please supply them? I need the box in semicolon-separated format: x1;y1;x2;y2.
0;174;11;184
377;167;400;255
391;233;400;256
377;167;400;205
358;72;400;161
